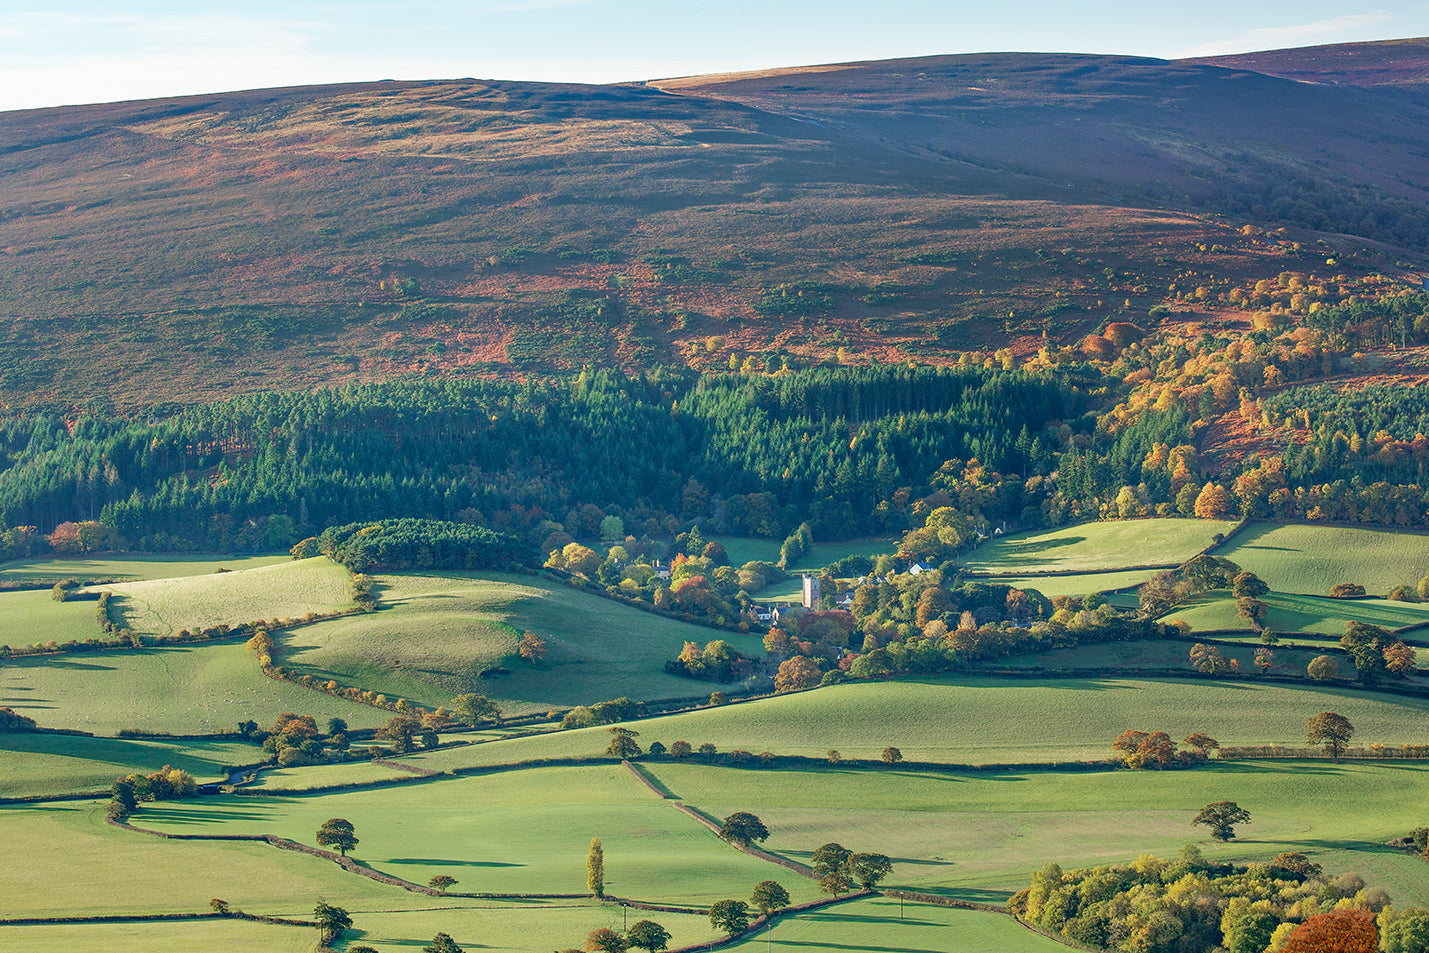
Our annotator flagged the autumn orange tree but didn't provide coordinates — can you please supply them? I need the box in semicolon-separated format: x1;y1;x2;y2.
1279;910;1376;953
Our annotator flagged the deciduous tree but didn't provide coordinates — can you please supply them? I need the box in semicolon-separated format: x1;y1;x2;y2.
428;875;457;892
708;899;750;935
606;726;642;759
718;812;769;847
625;920;671;952
452;693;501;727
1307;711;1354;761
316;817;358;856
750;880;790;915
584;927;626;953
586;837;604;897
424;932;464;953
1192;801;1251;841
314;902;352;943
847;852;893;888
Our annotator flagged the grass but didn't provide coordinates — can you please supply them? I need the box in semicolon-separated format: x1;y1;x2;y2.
1212;522;1429;595
0;589;109;649
392;675;1429;768
643;760;1429;904
0;554;289;584
978;569;1156;598
960;518;1239;574
279;572;766;713
109;557;353;638
0;733;257;798
135;764;821;906
971;639;1329;676
0;919;315;953
722;897;1072;953
334;903;721;953
245;760;418;791
0;640;386;735
0;801;401;917
715;536;894;573
1162;592;1429;636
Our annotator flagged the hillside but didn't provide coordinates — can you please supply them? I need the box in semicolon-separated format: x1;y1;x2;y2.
0;42;1426;407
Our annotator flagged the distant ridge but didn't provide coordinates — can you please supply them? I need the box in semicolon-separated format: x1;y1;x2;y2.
1181;36;1429;87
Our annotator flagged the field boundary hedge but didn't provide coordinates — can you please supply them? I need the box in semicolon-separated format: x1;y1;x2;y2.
964;563;1180;579
0;911;314;927
662;891;875;953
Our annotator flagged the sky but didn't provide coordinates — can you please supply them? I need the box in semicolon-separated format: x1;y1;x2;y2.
2;1;1428;112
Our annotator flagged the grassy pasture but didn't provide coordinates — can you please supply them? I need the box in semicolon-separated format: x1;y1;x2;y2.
0;733;256;798
109;557;352;637
0;802;400;917
279;572;765;713
135;764;820;905
1163;592;1429;635
393;676;1429;769
644;760;1429;905
716;536;894;572
0;641;384;735
0;588;108;648
335;903;721;953
0;554;288;584
960;518;1238;574
722;897;1071;953
0;919;314;953
979;569;1156;598
972;639;1329;677
245;760;417;791
1212;522;1429;595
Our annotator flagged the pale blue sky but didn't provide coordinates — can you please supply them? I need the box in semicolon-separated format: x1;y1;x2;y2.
2;1;1428;111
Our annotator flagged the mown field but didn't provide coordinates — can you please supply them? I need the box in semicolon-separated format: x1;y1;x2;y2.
961;518;1239;574
0;802;401;917
1163;591;1429;635
1211;522;1429;595
0;554;288;584
981;569;1155;598
279;571;764;713
0;919;315;953
0;733;256;798
108;557;353;637
721;896;1071;953
644;760;1429;905
0;588;109;648
136;764;820;906
393;676;1429;769
0;640;384;735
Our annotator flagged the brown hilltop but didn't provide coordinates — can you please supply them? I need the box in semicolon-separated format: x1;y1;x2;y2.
0;42;1425;407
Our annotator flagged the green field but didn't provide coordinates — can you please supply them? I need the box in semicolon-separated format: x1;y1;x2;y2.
0;640;385;735
335;903;721;953
279;572;765;713
715;536;894;573
977;569;1156;598
0;554;289;584
971;638;1330;677
109;556;353;637
1212;522;1429;595
0;801;401;917
244;759;418;791
392;676;1429;769
0;588;109;649
1162;592;1429;636
723;897;1071;953
0;918;315;953
0;733;257;798
136;764;820;906
961;518;1239;574
644;760;1429;905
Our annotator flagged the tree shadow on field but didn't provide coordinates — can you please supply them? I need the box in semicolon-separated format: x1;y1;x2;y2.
386;857;525;867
